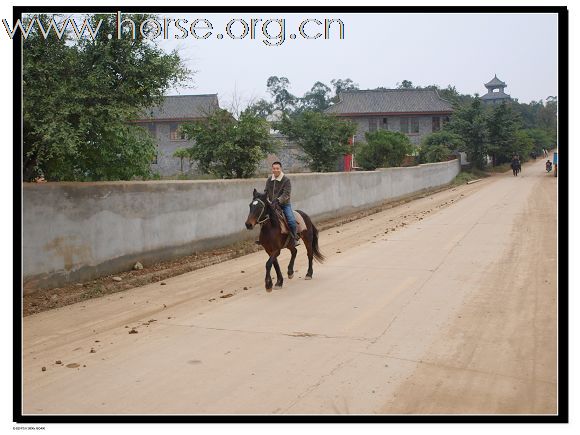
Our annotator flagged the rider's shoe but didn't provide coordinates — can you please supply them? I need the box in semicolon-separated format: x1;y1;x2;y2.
291;229;301;247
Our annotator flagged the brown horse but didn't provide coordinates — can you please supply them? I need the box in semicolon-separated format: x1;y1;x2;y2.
245;189;324;291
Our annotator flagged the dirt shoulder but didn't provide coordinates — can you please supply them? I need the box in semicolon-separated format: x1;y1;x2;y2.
23;176;494;317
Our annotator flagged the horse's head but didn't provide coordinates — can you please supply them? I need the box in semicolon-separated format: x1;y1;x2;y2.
245;189;269;230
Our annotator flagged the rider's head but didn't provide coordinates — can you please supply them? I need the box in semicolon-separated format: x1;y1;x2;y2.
272;161;283;178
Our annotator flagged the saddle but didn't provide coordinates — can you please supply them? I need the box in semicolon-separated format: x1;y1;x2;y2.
272;204;307;235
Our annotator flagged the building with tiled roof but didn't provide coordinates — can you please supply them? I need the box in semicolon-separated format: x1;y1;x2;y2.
325;89;454;146
131;95;220;176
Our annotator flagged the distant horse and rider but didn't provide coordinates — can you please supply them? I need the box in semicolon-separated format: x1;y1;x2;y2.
245;162;324;292
511;155;522;176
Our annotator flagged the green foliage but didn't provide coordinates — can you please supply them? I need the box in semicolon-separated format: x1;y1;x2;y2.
445;99;489;169
486;102;521;165
513;130;534;161
418;131;463;163
23;13;191;181
397;80;414;89
261;77;357;115
275;111;356;172
524;128;555;154
298;81;332;113
266;76;297;113
330;78;359;101
172;147;190;173
452;170;487;186
181;108;277;179
537;96;558;132
245;98;274;119
355;130;413;170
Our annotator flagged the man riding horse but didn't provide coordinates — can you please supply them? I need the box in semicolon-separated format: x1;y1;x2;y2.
264;161;301;247
246;162;324;290
511;154;521;176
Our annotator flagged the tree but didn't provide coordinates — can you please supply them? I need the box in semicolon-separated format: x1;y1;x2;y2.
419;131;464;163
266;76;297;113
511;100;543;129
245;98;274;119
513;130;534;161
445;99;490;169
537;96;558;133
181;108;278;179
397;80;414;89
330;78;359;101
172;148;190;173
486;102;521;165
355;130;413;170
298;81;332;113
524;128;554;154
275;111;356;172
23;13;191;181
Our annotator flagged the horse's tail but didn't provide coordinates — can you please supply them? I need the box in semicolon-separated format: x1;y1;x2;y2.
297;210;325;263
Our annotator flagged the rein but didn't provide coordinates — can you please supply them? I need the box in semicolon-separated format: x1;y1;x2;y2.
254;199;270;225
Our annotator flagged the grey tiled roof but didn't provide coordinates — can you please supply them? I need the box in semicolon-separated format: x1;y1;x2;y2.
481;91;511;100
325;89;453;115
484;75;506;88
139;94;219;120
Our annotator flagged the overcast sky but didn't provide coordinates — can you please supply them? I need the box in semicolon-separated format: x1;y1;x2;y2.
153;12;559;108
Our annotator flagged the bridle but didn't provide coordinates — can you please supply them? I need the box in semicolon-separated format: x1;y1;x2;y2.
253;198;270;225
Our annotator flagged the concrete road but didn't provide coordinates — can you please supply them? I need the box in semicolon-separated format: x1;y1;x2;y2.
22;159;558;415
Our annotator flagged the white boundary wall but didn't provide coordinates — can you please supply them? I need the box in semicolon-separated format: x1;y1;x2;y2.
23;160;460;291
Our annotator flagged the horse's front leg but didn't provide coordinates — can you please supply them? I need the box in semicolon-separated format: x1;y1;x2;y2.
273;256;284;289
287;246;298;279
265;255;275;292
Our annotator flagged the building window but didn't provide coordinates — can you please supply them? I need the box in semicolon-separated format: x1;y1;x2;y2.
368;118;377;132
410;117;419;133
401;117;419;134
170;123;186;141
442;116;450;126
147;123;156;137
381;117;388;130
432;117;441;132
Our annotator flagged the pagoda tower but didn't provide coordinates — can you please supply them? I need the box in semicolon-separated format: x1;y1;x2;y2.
481;74;511;105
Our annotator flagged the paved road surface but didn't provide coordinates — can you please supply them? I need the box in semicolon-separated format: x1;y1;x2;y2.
22;158;558;415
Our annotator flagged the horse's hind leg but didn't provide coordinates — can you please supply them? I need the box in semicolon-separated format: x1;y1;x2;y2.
305;254;314;280
287;247;298;279
304;235;314;280
273;256;284;289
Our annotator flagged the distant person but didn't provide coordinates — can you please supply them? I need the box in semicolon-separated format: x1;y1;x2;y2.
546;160;552;172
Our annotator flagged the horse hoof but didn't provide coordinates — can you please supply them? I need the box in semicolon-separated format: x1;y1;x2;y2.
266;287;272;293
288;273;294;279
274;284;282;290
305;276;312;280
